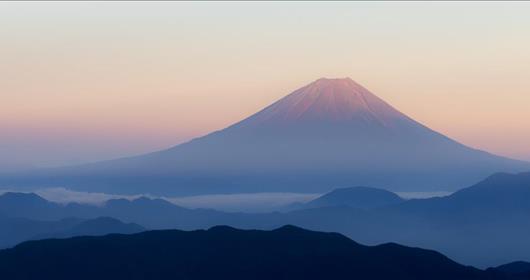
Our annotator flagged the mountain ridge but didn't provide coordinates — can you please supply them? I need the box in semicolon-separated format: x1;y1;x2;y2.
1;78;528;195
294;186;405;210
1;171;530;267
0;225;498;280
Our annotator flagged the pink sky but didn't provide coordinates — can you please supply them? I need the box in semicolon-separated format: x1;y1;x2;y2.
1;2;530;169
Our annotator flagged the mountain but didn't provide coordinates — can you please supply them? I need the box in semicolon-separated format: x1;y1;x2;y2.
495;261;530;276
490;261;530;280
0;216;81;248
0;192;239;230
2;78;528;195
34;217;145;240
393;171;530;222
0;216;144;249
1;172;530;267
297;186;405;210
0;225;500;280
281;172;530;268
0;192;56;218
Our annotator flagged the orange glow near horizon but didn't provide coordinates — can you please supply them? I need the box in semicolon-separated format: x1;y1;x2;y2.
1;1;530;168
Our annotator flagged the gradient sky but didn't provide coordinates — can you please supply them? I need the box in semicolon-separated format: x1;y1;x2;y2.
1;1;530;169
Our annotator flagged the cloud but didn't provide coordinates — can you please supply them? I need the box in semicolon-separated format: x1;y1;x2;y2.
167;193;320;213
35;188;145;206
396;191;452;199
0;187;320;212
0;187;451;212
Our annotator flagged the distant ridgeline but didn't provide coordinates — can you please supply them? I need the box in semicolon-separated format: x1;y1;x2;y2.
1;171;530;268
0;225;526;280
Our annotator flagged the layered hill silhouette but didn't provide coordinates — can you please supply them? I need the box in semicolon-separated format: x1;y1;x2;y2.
0;226;500;280
496;262;530;274
0;215;144;249
33;217;144;240
295;186;404;210
281;172;530;267
0;192;239;230
494;262;530;279
2;78;528;195
1;172;530;267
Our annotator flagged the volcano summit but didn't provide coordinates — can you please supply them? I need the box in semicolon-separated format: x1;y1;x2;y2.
4;78;528;195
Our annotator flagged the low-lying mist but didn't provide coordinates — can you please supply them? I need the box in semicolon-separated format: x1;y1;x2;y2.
0;187;451;213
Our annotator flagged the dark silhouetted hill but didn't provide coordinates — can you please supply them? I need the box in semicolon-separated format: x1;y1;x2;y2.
495;261;530;275
0;226;500;280
489;261;530;280
1;172;530;267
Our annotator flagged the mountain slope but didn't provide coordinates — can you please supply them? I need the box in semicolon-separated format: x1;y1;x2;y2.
0;192;239;230
0;192;56;218
0;226;497;280
0;216;144;249
0;173;530;268
2;172;530;268
2;78;528;195
298;186;405;210
495;261;530;276
0;216;81;248
34;217;145;240
284;171;530;267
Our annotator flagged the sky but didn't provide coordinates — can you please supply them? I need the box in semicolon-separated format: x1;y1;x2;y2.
1;1;530;169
